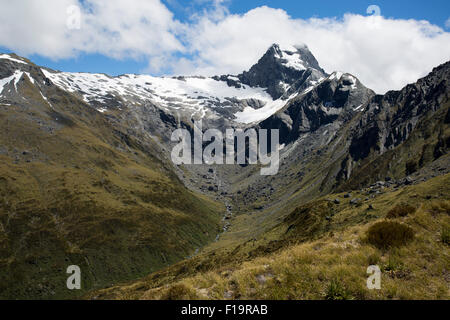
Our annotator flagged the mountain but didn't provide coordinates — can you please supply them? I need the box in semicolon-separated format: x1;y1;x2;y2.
0;53;224;299
238;44;327;100
0;46;448;300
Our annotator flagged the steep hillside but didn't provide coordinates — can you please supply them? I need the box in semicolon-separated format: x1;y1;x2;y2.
85;173;450;300
84;59;449;300
0;55;224;299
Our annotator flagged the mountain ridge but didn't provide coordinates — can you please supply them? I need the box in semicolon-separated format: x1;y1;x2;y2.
0;46;448;299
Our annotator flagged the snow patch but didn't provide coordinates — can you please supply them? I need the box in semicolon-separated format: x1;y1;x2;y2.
0;54;27;65
0;70;23;94
227;75;239;82
42;68;283;122
353;104;364;112
235;92;298;124
39;90;53;109
329;71;344;81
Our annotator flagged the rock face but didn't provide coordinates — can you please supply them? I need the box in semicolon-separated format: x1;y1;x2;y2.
350;61;450;160
238;44;327;99
240;58;449;206
259;69;375;145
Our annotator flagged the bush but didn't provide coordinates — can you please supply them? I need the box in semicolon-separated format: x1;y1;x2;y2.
325;280;352;300
161;284;197;300
366;221;414;249
386;204;416;219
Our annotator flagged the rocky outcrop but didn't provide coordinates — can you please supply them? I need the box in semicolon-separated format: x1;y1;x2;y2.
238;44;327;100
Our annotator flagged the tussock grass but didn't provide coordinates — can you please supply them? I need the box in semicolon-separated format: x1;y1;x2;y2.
86;174;450;300
366;221;414;249
386;204;416;219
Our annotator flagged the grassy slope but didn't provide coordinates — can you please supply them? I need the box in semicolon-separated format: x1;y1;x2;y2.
86;173;449;300
206;101;449;255
0;75;223;299
83;99;449;300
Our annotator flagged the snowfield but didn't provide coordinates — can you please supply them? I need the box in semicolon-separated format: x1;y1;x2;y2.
41;69;301;123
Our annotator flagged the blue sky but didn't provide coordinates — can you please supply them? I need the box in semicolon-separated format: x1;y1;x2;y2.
163;0;450;26
1;0;448;76
225;0;450;25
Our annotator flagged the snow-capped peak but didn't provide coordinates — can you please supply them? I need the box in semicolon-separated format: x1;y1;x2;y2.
270;43;310;71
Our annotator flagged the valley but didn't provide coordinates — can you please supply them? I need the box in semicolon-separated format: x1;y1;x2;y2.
0;44;448;300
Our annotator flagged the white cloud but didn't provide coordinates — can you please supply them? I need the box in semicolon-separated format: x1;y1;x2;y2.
446;17;450;29
0;1;449;93
0;0;184;66
177;6;450;93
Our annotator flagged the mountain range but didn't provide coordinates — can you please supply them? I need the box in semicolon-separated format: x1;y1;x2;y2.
0;44;448;299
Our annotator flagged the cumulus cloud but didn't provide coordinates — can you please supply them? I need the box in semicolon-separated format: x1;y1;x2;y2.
178;6;450;93
0;0;184;65
0;1;449;93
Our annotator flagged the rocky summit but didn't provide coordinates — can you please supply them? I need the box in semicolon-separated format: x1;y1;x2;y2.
0;44;449;300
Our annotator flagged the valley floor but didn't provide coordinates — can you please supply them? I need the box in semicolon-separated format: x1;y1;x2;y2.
86;173;450;300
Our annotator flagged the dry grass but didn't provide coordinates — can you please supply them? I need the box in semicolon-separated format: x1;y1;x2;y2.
386;204;416;219
86;174;450;300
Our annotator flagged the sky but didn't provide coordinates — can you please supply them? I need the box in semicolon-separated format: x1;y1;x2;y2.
0;0;449;93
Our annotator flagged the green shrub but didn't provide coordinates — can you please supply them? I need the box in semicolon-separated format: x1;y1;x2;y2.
325;280;352;300
386;204;416;219
366;221;414;249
